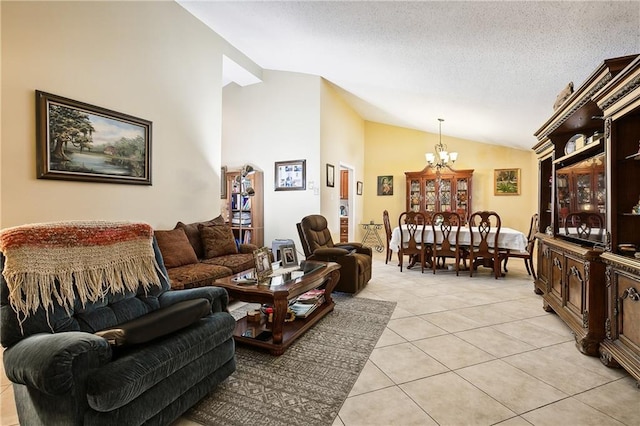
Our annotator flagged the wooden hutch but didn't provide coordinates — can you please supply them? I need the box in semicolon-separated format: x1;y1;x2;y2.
405;166;473;223
533;54;640;382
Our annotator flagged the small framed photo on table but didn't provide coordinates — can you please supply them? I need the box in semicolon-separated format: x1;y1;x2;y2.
253;247;272;282
279;244;298;268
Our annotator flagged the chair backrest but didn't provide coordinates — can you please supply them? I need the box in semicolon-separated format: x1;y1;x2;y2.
296;222;312;258
564;211;603;239
469;211;501;253
526;213;539;253
383;210;392;241
398;211;427;252
298;215;336;253
432;211;462;252
1;237;170;348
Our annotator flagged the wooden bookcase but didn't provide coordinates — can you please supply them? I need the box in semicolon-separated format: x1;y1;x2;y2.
405;166;473;223
533;54;640;382
225;169;264;247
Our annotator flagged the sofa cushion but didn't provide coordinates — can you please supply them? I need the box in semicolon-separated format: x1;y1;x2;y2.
174;216;225;259
202;253;255;274
200;225;238;259
154;228;199;268
166;263;233;290
95;298;211;347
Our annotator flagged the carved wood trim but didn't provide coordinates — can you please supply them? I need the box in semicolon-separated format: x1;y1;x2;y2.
537;74;613;140
599;74;640;110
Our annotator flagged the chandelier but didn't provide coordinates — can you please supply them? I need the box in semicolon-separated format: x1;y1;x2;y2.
425;118;458;170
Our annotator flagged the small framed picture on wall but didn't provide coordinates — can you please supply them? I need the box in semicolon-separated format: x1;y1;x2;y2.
377;175;393;196
494;168;521;195
326;164;335;187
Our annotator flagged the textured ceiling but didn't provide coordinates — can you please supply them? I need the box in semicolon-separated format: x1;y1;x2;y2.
178;1;640;150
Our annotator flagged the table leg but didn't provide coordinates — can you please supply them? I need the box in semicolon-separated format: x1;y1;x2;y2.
271;297;288;344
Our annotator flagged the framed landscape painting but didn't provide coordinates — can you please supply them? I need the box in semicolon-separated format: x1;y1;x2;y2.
35;91;152;185
494;168;521;195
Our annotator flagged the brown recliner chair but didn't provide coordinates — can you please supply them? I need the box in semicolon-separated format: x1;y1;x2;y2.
296;214;372;294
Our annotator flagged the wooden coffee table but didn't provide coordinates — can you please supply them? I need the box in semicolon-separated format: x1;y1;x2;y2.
213;261;340;355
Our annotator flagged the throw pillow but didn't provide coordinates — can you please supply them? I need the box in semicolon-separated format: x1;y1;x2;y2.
154;228;199;268
175;215;226;258
200;224;238;259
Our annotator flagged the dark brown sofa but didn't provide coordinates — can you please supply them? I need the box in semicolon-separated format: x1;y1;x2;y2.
155;217;257;290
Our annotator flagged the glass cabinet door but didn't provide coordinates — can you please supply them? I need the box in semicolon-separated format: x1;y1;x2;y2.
424;179;436;212
556;173;571;225
439;178;452;212
575;172;593;211
596;171;605;213
409;179;421;212
455;178;469;221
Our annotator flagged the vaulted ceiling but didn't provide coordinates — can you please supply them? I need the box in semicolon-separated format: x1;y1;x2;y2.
178;1;640;151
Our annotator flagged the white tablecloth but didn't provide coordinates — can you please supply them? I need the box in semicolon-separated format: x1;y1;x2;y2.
390;225;527;252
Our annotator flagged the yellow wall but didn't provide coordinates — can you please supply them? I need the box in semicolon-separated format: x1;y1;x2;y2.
320;80;366;242
364;121;537;235
1;1;226;229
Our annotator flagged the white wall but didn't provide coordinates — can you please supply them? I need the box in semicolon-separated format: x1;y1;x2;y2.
1;1;226;229
222;70;322;251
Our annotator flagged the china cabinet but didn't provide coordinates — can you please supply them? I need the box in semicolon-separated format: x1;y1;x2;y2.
405;166;473;223
533;54;640;382
593;55;640;380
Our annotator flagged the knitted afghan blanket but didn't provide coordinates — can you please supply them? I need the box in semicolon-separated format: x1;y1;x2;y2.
0;221;161;321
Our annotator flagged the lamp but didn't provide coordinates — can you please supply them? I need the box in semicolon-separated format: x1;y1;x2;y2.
425;118;457;171
234;164;255;245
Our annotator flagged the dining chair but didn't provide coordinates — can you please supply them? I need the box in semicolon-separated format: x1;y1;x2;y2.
503;213;538;279
398;211;428;272
383;210;393;264
468;211;507;279
431;211;462;275
564;211;604;240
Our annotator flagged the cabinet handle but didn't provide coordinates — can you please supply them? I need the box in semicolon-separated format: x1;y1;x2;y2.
621;287;640;302
553;257;562;270
569;265;583;283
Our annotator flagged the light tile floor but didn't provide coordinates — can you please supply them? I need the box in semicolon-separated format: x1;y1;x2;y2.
2;253;639;426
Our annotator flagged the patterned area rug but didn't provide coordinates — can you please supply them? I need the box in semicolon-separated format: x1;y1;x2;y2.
185;294;396;426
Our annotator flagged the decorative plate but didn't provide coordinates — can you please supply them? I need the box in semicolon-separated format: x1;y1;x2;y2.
564;134;583;155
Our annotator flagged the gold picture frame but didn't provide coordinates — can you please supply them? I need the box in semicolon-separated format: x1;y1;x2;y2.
494;168;521;195
253;247;272;282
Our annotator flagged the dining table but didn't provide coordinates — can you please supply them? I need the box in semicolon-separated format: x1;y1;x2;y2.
389;224;528;272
